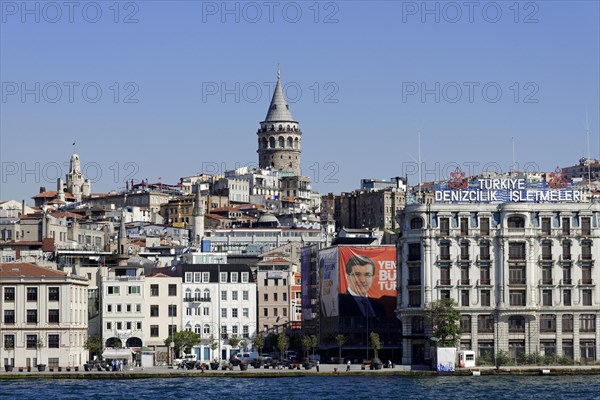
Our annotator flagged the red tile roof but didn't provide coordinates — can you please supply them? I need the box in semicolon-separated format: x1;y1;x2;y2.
257;257;291;264
0;263;66;277
50;211;83;220
32;191;75;199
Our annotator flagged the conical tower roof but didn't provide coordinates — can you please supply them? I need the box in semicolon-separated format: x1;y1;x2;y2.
263;65;296;123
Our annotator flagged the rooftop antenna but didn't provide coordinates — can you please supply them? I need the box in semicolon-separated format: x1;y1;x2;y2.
418;131;422;201
511;136;515;176
586;108;591;185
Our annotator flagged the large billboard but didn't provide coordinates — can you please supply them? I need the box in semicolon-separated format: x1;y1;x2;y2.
301;246;313;320
338;246;397;318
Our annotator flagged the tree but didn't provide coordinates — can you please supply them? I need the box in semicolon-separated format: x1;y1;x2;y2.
335;334;346;361
253;332;265;354
425;298;462;348
164;331;200;357
229;335;240;350
5;337;14;366
35;338;44;366
308;335;318;359
301;335;312;359
277;333;289;361
369;332;381;361
84;335;103;360
209;334;219;360
239;339;248;351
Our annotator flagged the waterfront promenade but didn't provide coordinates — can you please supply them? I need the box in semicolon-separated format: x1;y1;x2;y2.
1;364;600;379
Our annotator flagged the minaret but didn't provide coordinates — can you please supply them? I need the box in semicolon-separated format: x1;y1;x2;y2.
191;184;205;246
119;208;127;255
257;65;302;175
66;152;87;201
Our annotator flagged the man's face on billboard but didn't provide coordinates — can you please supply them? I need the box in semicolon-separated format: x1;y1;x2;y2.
347;263;374;297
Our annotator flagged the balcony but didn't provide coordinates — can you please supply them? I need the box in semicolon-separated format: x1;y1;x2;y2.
539;279;554;287
437;279;452;287
559;279;573;286
477;279;492;287
508;279;526;286
578;279;595;286
183;297;212;303
476;255;493;264
457;279;471;287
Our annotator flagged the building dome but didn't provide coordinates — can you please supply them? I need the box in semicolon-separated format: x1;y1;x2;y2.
256;213;280;228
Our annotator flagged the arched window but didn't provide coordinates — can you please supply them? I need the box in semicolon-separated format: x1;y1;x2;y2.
269;125;274;131
185;288;192;301
508;315;525;333
410;217;423;229
203;289;210;300
194;324;201;334
508;216;525;228
278;137;284;147
286;124;290;130
294;138;299;149
278;124;283;131
286;137;293;147
203;324;211;335
261;137;267;149
194;288;201;301
269;137;275;148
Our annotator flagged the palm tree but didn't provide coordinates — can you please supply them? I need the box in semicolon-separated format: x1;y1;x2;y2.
336;334;346;362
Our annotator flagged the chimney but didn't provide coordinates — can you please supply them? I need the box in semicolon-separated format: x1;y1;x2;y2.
21;200;25;216
39;186;46;193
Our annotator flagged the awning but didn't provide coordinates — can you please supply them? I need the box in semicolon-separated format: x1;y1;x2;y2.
102;348;133;359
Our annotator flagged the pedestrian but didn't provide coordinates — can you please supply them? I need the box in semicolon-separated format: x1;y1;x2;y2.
111;360;115;371
346;360;351;372
316;361;320;372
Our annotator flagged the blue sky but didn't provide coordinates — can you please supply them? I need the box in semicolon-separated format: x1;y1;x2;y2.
1;0;599;202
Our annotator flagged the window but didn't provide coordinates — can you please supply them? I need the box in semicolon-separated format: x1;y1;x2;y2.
478;340;494;360
542;290;553;306
27;309;38;323
480;218;490;236
460;315;471;333
150;325;159;337
186;308;192;316
508;242;526;260
582;289;593;306
509;341;525;360
4;334;15;349
168;305;177;317
27;287;38;301
541;265;552;284
221;308;227;318
263;308;268;317
203;325;210;335
480;290;491;307
408;289;421;307
562;315;573;333
439;242;450;261
562;241;572;260
274;293;278;302
4;287;15;301
168;284;177;296
241;272;249;283
232;308;238;318
581;217;591;236
539;314;556;332
128;286;140;295
127;304;132;312
477;315;494;333
136;321;142;330
106;322;112;330
509;290;526;306
580;340;596;360
508;216;525;229
48;287;59;301
26;335;37;349
408;243;421;261
439;266;450;285
283;308;287;317
221;325;227;340
541;217;551;235
203;307;209;316
150;305;159;317
4;310;15;324
185;272;193;283
582;241;592;260
168;325;177;336
479;242;490;260
461;290;469;307
563;290;572;306
48;309;59;323
220;272;228;283
203;289;211;300
562;217;570;235
563;340;574;358
221;291;227;301
508;316;525;333
480;266;490;285
264;293;268;302
273;308;278;316
117;322;122;329
563;265;572;284
460;241;469;260
580;314;596;332
193;272;201;283
231;272;238;283
150;284;159;296
243;325;249;338
283;292;287;301
116;304;122;312
194;324;201;335
509;265;526;285
243;308;249;317
126;322;132;330
410;217;423;229
202;272;210;283
107;286;119;295
582;266;592;284
541;241;552;260
440;217;450;236
460;217;469;235
231;291;238;301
